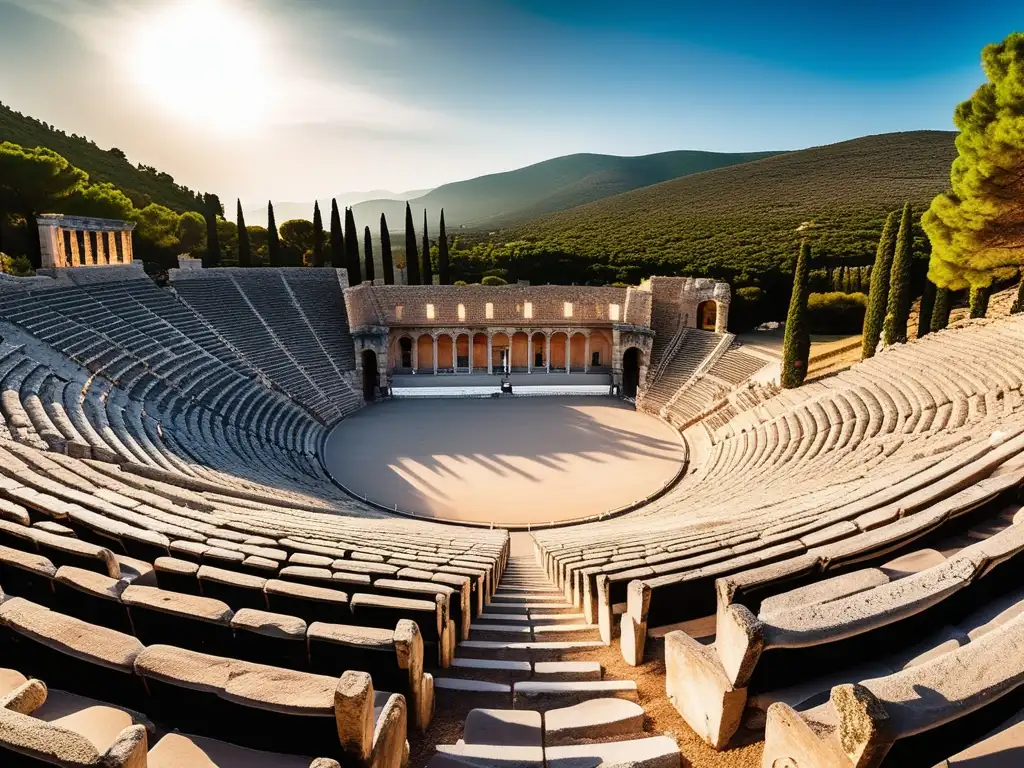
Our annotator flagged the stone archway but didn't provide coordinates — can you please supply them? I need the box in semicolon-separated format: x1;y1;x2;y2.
398;337;413;370
697;300;717;331
531;332;547;371
569;333;587;372
622;347;643;398
492;333;510;374
511;332;529;371
416;335;433;373
550;332;568;372
361;349;378;401
436;333;455;373
456;334;470;372
472;333;488;373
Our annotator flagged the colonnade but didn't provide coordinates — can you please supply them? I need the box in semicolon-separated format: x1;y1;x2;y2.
36;214;136;270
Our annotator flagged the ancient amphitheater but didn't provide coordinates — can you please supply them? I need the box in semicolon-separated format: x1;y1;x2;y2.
0;251;1022;768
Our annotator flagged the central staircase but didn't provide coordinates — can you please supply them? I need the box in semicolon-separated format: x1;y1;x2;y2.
428;535;680;768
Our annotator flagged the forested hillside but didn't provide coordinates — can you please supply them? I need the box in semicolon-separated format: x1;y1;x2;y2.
0;102;206;213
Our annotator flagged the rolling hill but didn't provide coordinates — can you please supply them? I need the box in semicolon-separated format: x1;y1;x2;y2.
498;131;956;276
0;101;207;213
349;149;782;232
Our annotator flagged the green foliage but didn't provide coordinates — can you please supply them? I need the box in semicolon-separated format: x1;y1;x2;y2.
438;209;450;285
344;207;361;284
807;291;868;334
267;202;280;267
280;219;314;256
969;284;991;318
380;213;394;284
363;226;375;282
0;252;33;276
62;182;134;220
421;210;433;285
0;102;207;213
176;211;206;254
453;280;468;286
312;202;325;268
481;275;508;286
781;241;811;389
882;203;914;346
203;194;221;268
215;218;238;266
924;33;1024;290
917;279;937;338
405;202;420;285
930;287;953;331
862;211;899;358
1014;277;1024;314
236;200;251;267
326;200;342;270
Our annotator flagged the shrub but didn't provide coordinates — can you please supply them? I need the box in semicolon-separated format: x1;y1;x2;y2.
454;280;467;286
807;291;868;334
481;275;507;286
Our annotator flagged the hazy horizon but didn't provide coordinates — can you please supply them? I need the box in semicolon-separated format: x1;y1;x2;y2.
1;0;1019;207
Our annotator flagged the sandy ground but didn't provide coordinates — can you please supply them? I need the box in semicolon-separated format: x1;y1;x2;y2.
324;398;685;526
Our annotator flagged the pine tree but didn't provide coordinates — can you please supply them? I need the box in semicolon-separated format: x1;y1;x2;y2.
329;200;343;269
312;201;325;268
882;203;914;346
405;202;420;285
380;213;394;285
862;210;899;358
969;284;991;318
421;210;433;285
203;193;221;268
917;279;937;338
267;201;280;267
236;199;251;267
363;226;375;283
438;209;450;285
344;207;361;285
781;241;812;389
930;288;953;332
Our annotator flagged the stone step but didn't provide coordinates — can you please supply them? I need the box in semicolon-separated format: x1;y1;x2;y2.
471;624;533;636
477;613;531;622
430;744;544;768
489;602;579;614
513;680;638;711
531;623;595;634
495;585;560;593
545;736;680;768
463;709;542;747
533;661;602;682
545;699;646;744
528;612;587;622
460;640;606;657
451;658;532;674
435;678;512;695
493;593;568;602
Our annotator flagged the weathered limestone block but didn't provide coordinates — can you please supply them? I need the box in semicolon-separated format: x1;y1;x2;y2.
620;580;651;666
715;602;764;688
665;629;747;749
371;693;408;768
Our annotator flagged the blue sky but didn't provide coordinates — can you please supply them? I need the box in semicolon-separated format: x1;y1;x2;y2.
0;0;1019;205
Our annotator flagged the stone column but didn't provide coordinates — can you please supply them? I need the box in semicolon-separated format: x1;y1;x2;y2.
120;231;133;264
487;334;493;375
82;231;93;265
527;333;533;373
412;337;419;373
585;333;591;374
36;219;62;269
469;334;474;372
432;336;438;375
565;338;570;374
452;336;457;373
545;335;551;374
95;231;107;265
107;232;118;264
69;230;80;265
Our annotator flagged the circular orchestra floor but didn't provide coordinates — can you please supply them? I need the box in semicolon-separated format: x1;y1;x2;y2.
323;396;685;526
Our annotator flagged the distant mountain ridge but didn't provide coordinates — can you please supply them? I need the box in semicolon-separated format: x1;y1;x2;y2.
347;149;783;234
243;190;432;227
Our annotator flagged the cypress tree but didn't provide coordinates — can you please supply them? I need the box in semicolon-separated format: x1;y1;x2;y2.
312;202;325;268
203;193;221;268
421;210;433;285
344;207;361;285
881;203;914;346
405;202;420;285
267;201;280;267
329;199;343;269
363;226;375;283
380;213;394;285
236;199;251;267
969;284;991;318
438;209;450;285
917;279;936;338
862;210;899;358
930;288;953;332
781;241;812;389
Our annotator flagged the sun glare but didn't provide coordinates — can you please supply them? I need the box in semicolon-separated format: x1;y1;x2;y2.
129;0;271;135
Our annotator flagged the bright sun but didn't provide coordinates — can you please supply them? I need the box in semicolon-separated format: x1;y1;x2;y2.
129;0;271;135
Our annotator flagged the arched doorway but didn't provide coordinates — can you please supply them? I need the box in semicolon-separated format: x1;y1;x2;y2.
550;333;568;372
531;332;546;371
456;334;470;372
511;332;529;371
622;347;642;399
472;334;488;373
416;335;433;373
361;349;378;402
697;301;717;331
436;334;455;373
569;333;587;372
398;337;413;371
491;333;510;374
